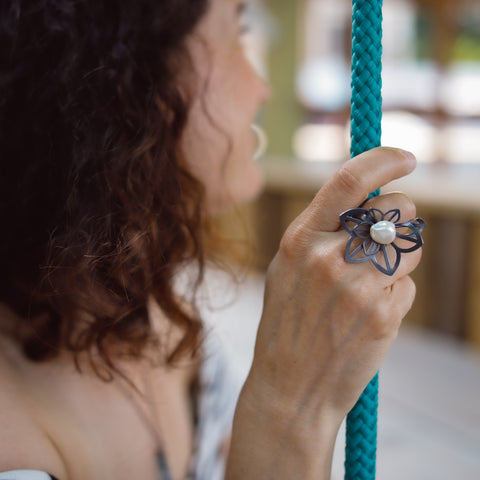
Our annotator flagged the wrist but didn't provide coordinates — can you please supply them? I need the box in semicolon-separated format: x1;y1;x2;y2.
242;363;345;431
226;374;343;480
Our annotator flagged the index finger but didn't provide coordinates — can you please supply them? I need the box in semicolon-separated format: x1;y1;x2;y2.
301;147;416;232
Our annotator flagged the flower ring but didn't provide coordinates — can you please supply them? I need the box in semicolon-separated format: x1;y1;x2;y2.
339;208;425;276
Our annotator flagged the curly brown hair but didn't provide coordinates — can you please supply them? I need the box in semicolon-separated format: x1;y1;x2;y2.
0;0;212;377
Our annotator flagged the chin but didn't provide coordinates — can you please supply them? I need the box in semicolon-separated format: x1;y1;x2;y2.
208;169;265;217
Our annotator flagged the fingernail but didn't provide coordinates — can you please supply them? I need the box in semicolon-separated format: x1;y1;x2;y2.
398;149;416;169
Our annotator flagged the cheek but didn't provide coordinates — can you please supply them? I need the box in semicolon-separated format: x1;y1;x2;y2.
182;118;264;214
181;71;263;213
180;100;227;205
219;138;265;209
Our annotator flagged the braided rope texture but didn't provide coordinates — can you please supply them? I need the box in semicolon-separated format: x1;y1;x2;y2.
345;373;379;479
350;0;383;200
345;0;383;479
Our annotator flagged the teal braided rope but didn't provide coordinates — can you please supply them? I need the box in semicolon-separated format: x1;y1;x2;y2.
345;373;379;479
345;0;383;479
349;0;383;201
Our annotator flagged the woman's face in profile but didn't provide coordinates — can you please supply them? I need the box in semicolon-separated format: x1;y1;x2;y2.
181;0;271;215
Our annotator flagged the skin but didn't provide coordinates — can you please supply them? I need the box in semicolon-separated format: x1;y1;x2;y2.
181;0;271;214
226;148;421;479
0;0;422;479
0;303;196;480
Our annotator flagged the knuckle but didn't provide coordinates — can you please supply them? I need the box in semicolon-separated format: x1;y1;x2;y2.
310;240;345;283
335;165;366;197
355;285;400;339
338;276;373;317
369;303;397;339
356;280;374;304
406;247;423;273
343;276;365;300
279;223;307;260
372;276;417;336
404;275;417;309
400;194;417;221
368;192;417;221
283;238;346;292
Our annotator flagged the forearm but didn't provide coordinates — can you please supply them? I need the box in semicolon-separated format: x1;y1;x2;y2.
225;377;342;480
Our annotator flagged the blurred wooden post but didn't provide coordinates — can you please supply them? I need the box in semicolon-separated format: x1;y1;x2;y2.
426;216;469;337
466;223;480;346
263;0;302;156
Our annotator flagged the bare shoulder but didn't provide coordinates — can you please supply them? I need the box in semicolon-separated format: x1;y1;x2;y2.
0;341;68;479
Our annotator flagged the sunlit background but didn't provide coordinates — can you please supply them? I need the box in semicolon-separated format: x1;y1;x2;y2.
296;0;480;163
244;0;480;164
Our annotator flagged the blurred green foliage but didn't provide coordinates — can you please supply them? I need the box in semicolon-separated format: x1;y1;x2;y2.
452;33;480;61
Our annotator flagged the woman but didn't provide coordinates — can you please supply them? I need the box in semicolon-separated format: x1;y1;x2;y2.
0;0;421;479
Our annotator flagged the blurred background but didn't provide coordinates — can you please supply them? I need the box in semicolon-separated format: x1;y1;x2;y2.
209;1;480;477
218;0;480;347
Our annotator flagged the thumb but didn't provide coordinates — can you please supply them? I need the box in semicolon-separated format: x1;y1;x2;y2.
299;147;416;233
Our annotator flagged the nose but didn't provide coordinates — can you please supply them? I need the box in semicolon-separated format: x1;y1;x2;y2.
245;46;272;104
256;74;272;105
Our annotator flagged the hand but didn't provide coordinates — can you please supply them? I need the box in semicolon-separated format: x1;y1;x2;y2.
227;147;421;479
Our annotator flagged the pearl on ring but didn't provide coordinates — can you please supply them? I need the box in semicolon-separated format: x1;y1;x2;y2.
370;220;396;245
340;207;425;276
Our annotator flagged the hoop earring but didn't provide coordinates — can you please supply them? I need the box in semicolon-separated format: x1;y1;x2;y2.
251;124;268;161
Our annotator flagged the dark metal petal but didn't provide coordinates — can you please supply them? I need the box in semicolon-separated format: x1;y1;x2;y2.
393;218;425;253
385;209;401;223
411;217;426;233
363;237;381;256
353;223;371;239
372;244;401;276
369;208;384;223
345;236;374;263
340;208;372;236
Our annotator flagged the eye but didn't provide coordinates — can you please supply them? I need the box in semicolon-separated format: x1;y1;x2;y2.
236;1;251;36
